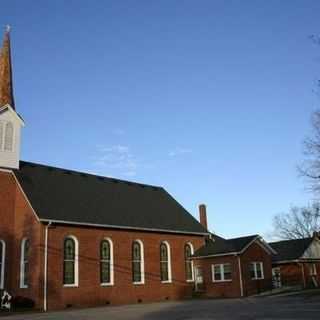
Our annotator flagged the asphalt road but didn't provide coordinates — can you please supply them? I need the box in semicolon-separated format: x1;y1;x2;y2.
2;292;320;320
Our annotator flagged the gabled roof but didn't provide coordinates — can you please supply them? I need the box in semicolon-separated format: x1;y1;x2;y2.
269;238;314;263
193;234;262;257
13;161;208;235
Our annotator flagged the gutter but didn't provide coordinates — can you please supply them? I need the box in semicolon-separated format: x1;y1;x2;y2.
43;221;52;312
39;218;209;237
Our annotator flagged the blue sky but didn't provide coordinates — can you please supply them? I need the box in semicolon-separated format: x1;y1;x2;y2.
1;0;320;239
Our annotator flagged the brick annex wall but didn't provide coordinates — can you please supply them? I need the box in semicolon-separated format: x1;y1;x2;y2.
0;170;43;308
194;255;241;298
278;262;320;288
46;225;204;310
194;242;273;298
240;242;272;296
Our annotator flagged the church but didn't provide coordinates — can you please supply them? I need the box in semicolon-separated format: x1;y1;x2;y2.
2;27;319;312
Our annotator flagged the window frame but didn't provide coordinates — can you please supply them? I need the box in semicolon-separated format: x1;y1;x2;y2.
63;236;79;287
160;241;172;283
20;238;30;289
132;240;145;285
0;121;3;151
100;238;114;286
211;263;232;282
185;243;194;282
250;262;264;280
0;120;15;152
0;240;5;289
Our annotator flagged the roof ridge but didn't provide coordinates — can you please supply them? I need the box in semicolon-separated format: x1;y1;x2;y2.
269;237;312;245
19;160;163;189
227;234;258;241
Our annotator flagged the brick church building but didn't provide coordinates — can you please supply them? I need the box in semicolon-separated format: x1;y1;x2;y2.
0;27;304;311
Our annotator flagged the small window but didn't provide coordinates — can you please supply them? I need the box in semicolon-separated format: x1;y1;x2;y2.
250;262;264;280
20;238;30;288
0;122;3;150
309;263;317;276
160;242;172;282
100;239;113;285
212;263;232;282
132;240;144;284
0;240;5;289
63;236;79;286
185;243;194;281
4;121;13;151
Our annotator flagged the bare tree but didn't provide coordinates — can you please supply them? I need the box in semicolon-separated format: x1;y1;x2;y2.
299;111;320;195
273;203;320;240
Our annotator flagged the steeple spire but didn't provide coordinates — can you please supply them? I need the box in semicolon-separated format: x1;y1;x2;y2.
0;25;15;109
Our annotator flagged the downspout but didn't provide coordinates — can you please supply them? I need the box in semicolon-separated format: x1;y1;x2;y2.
44;221;52;312
237;255;244;297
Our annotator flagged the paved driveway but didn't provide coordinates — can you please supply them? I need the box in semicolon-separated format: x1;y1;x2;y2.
2;292;320;320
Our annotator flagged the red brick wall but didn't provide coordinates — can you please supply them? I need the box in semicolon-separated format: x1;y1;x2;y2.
46;225;204;310
240;242;273;296
277;263;302;287
277;262;320;288
194;255;241;298
194;242;273;298
0;170;42;308
0;170;206;310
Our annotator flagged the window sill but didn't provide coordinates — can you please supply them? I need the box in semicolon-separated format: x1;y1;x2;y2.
161;280;172;284
101;283;114;287
251;278;264;281
212;280;232;283
63;284;79;288
133;281;145;285
19;285;28;289
186;279;194;283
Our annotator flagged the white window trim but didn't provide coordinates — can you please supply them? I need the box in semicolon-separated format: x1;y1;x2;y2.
160;241;172;284
133;239;145;285
211;263;232;282
20;238;29;288
186;242;195;282
63;235;79;288
100;237;114;286
0;240;5;289
251;262;264;280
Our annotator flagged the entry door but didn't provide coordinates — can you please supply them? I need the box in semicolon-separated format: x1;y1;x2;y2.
272;267;281;288
195;266;204;292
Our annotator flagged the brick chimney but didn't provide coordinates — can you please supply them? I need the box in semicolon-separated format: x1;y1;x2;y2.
199;204;208;230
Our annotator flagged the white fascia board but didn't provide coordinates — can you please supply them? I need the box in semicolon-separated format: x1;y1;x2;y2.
0;104;25;126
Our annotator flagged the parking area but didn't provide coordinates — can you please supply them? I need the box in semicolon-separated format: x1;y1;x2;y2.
2;291;320;320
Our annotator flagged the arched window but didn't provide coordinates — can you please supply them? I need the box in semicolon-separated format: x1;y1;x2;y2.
0;122;3;150
160;242;172;282
100;238;114;285
0;240;5;289
185;243;194;282
20;238;30;288
132;240;144;284
63;236;79;286
4;121;13;151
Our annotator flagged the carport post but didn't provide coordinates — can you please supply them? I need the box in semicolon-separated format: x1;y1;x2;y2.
237;255;244;297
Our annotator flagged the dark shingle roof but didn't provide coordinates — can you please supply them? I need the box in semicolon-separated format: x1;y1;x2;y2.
193;234;259;257
269;238;313;263
14;161;208;235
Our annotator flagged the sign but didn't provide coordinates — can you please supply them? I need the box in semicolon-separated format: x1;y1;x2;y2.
1;291;12;310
